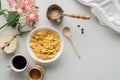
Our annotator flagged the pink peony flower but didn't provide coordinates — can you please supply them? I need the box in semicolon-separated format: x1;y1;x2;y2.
26;13;39;27
21;0;27;9
10;8;16;11
25;6;31;11
7;0;39;27
8;0;16;8
17;8;23;16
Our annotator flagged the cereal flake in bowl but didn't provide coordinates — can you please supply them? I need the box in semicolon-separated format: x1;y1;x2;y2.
27;26;64;63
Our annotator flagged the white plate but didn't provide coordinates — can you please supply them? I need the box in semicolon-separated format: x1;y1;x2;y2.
77;0;120;33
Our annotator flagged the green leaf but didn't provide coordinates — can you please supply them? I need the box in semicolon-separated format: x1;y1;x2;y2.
0;9;8;15
7;11;18;21
0;0;1;10
7;11;20;28
11;16;20;28
7;15;18;27
0;11;19;30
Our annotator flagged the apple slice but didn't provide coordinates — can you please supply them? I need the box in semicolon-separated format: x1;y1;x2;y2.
0;34;18;54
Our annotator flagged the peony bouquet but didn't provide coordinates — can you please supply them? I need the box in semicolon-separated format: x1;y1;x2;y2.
0;0;39;34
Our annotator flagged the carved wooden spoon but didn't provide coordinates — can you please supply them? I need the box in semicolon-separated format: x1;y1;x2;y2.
63;27;80;58
62;13;90;20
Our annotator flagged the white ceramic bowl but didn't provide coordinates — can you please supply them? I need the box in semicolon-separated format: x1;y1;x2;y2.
27;25;64;63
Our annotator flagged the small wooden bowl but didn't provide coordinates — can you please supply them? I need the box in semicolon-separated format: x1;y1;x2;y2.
46;4;64;23
28;65;44;80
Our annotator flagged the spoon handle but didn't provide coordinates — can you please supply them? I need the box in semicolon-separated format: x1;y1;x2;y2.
69;38;80;58
62;13;90;20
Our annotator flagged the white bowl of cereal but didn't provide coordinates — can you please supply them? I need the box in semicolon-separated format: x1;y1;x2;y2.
27;25;64;63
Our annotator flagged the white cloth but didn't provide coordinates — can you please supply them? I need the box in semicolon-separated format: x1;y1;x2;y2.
77;0;120;33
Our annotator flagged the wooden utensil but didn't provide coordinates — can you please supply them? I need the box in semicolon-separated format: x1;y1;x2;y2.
47;4;90;23
63;27;80;58
62;13;90;20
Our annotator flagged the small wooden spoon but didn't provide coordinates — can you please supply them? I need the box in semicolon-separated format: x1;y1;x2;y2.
62;13;90;20
63;27;80;58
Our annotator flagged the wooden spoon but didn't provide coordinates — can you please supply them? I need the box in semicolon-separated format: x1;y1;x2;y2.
63;27;80;58
62;13;90;20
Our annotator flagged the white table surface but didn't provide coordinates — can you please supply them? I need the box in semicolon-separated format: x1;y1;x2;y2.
0;0;120;80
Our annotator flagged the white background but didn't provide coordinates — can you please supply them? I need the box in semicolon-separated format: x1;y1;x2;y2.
0;0;120;80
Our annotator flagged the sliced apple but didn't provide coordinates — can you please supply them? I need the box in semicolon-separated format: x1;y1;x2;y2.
0;34;18;54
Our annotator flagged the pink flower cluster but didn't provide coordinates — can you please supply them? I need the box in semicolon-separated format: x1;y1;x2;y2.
8;0;39;27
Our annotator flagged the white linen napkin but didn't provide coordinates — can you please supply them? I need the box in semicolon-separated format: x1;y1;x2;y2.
77;0;120;33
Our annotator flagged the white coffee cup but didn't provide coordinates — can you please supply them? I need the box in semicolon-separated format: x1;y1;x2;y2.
10;55;28;72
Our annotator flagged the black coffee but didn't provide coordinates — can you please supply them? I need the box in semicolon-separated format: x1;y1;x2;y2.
12;55;27;69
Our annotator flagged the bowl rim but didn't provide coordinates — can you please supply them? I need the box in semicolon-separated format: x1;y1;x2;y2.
27;25;64;63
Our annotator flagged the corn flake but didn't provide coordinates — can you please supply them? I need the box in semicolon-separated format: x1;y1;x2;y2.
30;29;61;60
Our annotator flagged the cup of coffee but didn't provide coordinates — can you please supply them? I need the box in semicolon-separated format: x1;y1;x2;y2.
10;55;28;72
28;65;44;80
